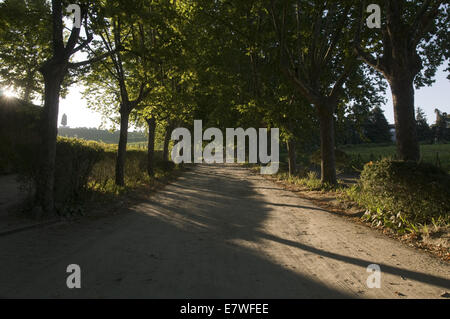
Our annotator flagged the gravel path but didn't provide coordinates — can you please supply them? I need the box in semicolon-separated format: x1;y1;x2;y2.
0;164;448;298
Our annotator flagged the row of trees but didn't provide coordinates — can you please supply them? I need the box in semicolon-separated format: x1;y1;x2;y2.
0;0;448;214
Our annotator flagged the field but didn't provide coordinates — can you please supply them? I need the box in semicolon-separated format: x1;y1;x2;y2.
340;143;450;173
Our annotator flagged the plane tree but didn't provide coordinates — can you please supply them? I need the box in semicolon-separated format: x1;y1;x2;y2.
354;0;449;161
82;1;173;185
267;0;389;184
83;0;191;183
34;0;122;214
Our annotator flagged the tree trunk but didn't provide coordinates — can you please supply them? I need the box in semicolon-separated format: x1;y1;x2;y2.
115;108;130;186
35;66;64;214
317;105;337;185
163;123;173;162
388;76;420;161
146;117;156;177
286;139;297;176
23;70;35;103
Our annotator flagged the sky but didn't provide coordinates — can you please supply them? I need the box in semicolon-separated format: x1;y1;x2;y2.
383;67;450;125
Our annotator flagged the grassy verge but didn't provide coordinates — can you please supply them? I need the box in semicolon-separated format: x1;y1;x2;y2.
12;138;183;219
72;143;184;218
340;143;450;173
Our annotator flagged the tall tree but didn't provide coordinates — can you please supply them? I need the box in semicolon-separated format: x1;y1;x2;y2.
83;0;183;184
35;0;115;213
355;0;449;161
270;1;367;184
84;14;152;185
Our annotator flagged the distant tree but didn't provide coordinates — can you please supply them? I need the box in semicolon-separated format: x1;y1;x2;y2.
416;107;431;142
364;106;392;143
61;113;67;127
434;109;449;142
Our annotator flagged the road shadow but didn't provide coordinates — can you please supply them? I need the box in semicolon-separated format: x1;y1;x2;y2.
1;164;447;299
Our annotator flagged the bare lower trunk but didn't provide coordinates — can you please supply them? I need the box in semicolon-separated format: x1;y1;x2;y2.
35;69;63;214
163;123;173;162
317;105;337;185
23;70;35;103
146;117;156;177
389;77;420;161
115;109;130;186
286;139;297;176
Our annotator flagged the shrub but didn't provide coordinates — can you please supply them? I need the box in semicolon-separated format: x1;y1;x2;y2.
351;159;450;232
0;97;41;174
52;137;105;203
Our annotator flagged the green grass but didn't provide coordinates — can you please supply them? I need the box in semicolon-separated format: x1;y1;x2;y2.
127;142;148;149
276;171;338;191
340;143;450;173
88;144;176;196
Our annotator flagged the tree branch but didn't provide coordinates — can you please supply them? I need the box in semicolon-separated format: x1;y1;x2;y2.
68;50;120;69
354;45;386;74
281;67;321;106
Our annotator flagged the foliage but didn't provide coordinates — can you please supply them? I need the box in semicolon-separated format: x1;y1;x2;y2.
0;0;51;102
52;137;105;205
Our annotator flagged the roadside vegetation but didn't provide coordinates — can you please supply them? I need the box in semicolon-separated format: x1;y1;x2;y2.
0;96;180;218
256;143;450;259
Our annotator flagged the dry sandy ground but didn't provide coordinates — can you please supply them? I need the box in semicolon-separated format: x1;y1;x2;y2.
0;164;448;299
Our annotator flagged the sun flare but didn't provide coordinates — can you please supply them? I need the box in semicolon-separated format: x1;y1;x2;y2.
1;87;16;98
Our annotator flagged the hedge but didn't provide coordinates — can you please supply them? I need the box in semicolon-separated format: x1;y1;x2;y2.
356;159;450;231
1;97;105;205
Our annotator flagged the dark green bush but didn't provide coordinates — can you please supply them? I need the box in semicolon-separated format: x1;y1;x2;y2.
53;137;105;204
1;97;106;204
357;159;450;231
0;97;41;174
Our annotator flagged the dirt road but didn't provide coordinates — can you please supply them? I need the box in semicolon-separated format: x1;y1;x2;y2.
0;165;448;298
